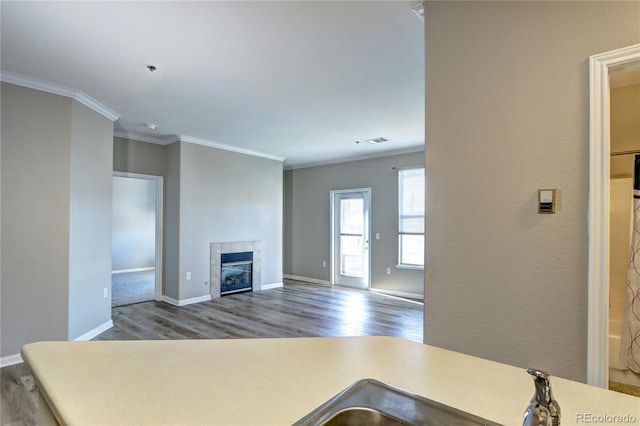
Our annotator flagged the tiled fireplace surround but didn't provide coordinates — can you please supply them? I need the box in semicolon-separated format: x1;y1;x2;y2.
210;241;261;299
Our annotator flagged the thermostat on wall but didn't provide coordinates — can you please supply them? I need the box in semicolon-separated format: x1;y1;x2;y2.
538;189;557;214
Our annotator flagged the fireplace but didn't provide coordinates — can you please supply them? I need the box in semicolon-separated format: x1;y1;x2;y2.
211;241;261;299
220;251;253;295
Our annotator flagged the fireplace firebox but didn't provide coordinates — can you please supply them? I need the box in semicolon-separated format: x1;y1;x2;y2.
220;252;253;295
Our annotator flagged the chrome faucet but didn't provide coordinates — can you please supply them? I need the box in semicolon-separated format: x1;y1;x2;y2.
523;368;561;426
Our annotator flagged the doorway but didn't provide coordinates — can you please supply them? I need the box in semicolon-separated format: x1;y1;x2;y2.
588;44;640;388
112;172;163;306
331;188;371;289
608;60;640;391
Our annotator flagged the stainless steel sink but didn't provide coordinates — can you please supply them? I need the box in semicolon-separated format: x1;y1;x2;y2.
318;407;406;426
294;378;502;426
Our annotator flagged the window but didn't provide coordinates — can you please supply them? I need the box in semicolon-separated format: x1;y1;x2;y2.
398;167;425;268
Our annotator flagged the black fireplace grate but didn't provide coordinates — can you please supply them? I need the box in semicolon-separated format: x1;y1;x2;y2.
220;251;253;295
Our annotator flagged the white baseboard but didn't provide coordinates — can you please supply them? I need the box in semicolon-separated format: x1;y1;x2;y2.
1;353;24;367
260;282;284;290
74;320;114;341
1;320;114;368
163;294;212;307
112;267;155;275
370;288;424;302
283;274;331;286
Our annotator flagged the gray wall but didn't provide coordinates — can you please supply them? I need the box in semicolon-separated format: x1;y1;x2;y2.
68;101;113;339
172;142;284;300
424;1;640;382
165;142;282;300
112;176;156;271
1;83;71;357
284;151;424;295
113;136;166;176
1;82;113;356
116;139;283;302
164;142;181;300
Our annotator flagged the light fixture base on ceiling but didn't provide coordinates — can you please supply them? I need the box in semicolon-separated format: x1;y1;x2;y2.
411;3;424;20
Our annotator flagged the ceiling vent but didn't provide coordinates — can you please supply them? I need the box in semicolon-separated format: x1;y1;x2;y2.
366;137;388;144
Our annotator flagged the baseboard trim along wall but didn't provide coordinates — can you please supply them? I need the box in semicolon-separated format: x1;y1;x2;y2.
370;288;424;303
1;320;114;366
74;320;114;341
1;353;24;368
163;294;212;307
283;274;331;286
112;267;155;275
261;282;284;290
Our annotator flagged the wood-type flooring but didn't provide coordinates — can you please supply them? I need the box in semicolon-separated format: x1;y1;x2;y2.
1;281;423;425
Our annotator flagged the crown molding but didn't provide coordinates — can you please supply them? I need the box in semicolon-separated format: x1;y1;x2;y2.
114;129;178;145
115;130;285;162
179;135;285;162
73;92;120;122
285;145;425;170
0;70;120;121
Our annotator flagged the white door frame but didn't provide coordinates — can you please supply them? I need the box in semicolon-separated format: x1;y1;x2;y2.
330;188;371;289
113;171;164;301
587;44;640;387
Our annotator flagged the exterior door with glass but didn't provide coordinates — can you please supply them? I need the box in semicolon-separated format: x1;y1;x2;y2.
331;188;371;288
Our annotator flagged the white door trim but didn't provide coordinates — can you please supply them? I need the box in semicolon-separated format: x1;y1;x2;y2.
113;171;164;302
587;44;640;388
330;187;372;289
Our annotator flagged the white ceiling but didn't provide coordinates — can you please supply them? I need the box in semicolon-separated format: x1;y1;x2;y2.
1;1;425;168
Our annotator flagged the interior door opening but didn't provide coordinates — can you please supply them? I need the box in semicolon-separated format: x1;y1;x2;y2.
331;188;371;289
588;44;640;388
112;172;163;307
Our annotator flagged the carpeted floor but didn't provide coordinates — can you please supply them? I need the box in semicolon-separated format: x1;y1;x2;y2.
111;270;155;307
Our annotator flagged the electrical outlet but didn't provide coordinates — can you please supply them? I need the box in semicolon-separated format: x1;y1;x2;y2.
103;288;108;298
186;272;191;280
386;267;391;275
322;261;327;268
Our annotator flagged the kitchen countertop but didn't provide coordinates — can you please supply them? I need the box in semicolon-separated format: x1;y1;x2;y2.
21;336;639;425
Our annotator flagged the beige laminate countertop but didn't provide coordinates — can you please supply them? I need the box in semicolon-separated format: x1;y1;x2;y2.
22;336;639;425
